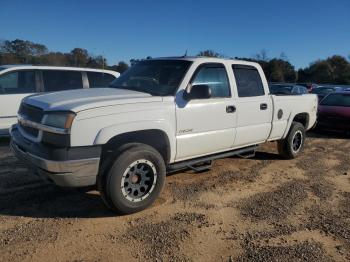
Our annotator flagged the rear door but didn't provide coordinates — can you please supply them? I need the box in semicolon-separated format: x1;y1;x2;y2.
0;70;38;134
231;64;272;147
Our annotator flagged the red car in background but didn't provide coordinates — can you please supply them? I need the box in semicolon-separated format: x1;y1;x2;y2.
311;86;343;102
317;91;350;133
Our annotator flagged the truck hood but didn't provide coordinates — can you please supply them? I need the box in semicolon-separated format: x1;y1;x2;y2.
23;88;162;112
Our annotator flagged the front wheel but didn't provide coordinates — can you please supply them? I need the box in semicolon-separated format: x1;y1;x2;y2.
100;143;166;215
277;122;306;159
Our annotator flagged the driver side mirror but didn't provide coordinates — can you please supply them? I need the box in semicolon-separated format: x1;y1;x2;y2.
183;84;212;100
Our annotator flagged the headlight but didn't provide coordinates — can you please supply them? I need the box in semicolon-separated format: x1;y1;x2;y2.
42;112;76;129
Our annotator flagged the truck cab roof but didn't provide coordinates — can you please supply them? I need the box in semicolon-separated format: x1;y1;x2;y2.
147;56;261;67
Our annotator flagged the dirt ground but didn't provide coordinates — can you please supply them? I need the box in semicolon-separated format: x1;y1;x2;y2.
0;131;350;262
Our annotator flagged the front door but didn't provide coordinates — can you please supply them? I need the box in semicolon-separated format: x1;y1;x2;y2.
175;63;236;161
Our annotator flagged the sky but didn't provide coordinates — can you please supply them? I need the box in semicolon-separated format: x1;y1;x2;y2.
1;0;349;69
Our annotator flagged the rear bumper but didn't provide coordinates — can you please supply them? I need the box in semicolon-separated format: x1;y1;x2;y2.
10;125;101;187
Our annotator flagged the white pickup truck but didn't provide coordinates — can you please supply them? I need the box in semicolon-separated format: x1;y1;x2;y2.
10;57;318;214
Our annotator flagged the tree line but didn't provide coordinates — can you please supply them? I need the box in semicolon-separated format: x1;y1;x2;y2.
1;39;350;84
0;39;129;73
199;49;350;84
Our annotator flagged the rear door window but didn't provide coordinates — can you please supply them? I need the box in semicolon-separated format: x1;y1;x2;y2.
232;65;265;97
42;70;83;92
87;72;116;87
0;70;36;94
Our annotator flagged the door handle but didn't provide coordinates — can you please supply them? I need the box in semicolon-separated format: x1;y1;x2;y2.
260;103;268;110
226;105;236;113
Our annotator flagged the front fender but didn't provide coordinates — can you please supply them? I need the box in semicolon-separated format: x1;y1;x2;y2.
93;120;176;162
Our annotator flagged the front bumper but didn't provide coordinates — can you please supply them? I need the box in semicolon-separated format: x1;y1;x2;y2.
10;125;101;187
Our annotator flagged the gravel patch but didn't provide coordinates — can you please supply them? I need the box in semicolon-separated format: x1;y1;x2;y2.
236;240;333;262
218;160;272;184
306;205;350;244
0;219;59;247
239;180;308;220
297;141;350;178
309;180;334;200
339;192;350;217
122;212;209;261
170;160;271;203
170;180;212;202
297;155;326;178
228;223;301;242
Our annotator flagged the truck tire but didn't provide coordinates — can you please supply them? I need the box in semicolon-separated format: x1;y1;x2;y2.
100;143;166;215
97;143;137;210
277;122;306;159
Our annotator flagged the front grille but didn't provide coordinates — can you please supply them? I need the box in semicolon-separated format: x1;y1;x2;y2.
19;103;44;123
21;125;39;137
18;102;44;139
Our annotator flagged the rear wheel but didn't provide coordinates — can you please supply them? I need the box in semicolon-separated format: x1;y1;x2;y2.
278;122;306;159
99;143;166;215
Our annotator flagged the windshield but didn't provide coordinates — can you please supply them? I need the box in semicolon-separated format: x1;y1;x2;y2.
109;60;192;96
320;93;350;107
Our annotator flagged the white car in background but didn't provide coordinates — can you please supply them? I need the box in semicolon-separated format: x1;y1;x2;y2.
0;65;119;135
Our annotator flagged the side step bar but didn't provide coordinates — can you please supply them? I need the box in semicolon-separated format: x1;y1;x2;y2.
167;145;257;172
188;160;213;172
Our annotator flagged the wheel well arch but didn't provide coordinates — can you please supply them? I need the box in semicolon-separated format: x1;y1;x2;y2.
292;113;309;128
101;129;171;164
